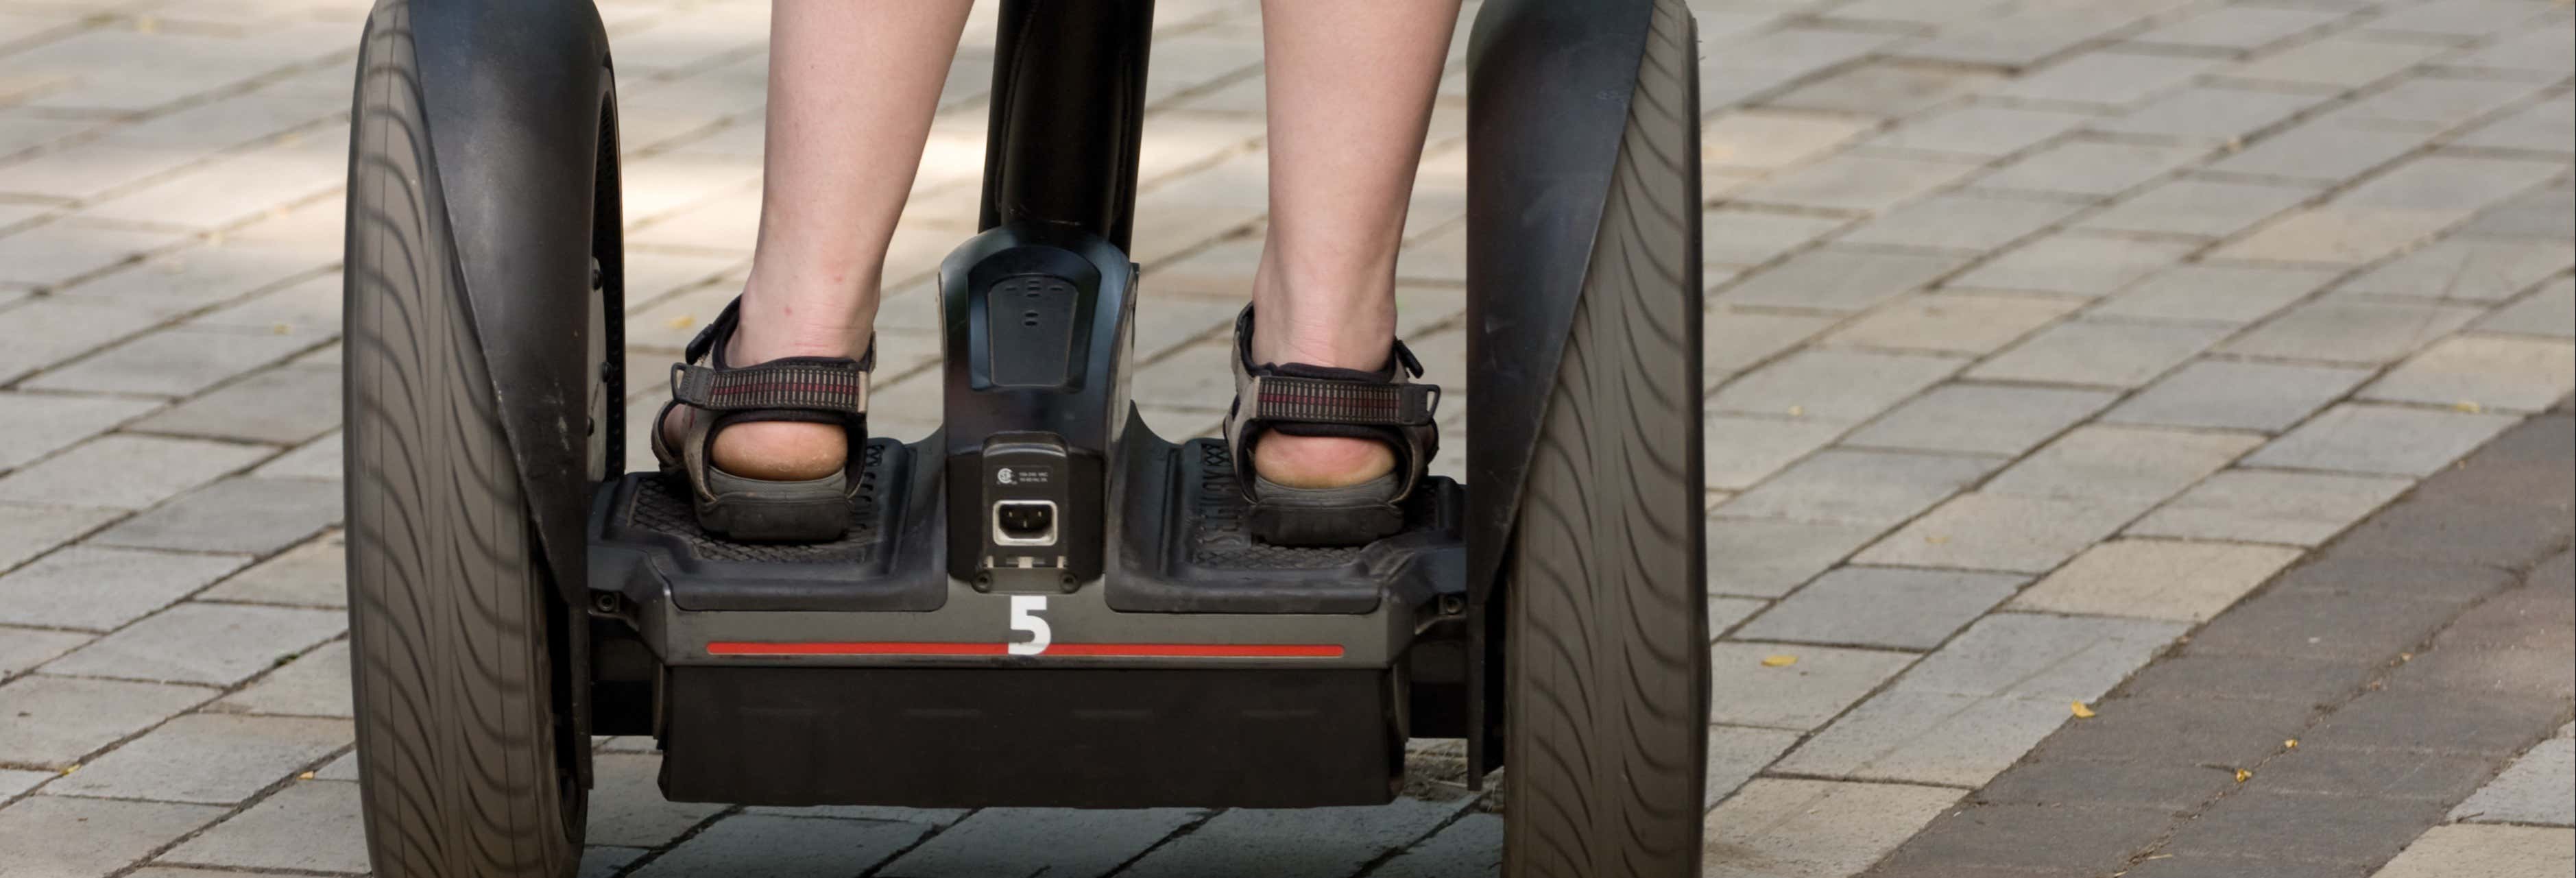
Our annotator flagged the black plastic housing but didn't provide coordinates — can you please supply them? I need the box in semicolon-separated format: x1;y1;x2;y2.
658;666;1400;807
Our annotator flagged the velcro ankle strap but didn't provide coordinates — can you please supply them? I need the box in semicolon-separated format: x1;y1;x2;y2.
1248;375;1439;426
671;358;869;414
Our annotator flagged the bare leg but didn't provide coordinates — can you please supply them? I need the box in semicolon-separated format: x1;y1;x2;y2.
667;0;974;480
1251;0;1460;488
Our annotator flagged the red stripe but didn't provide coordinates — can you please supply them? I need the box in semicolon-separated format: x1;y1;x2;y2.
703;641;1343;658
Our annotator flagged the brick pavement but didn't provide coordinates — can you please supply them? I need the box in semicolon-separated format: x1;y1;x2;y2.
0;0;2568;875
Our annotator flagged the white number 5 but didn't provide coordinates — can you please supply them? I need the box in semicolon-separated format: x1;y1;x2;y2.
1008;596;1052;656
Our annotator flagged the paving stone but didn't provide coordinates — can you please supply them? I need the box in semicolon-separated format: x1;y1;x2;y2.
1710;348;1966;422
2228;298;2486;364
2189;589;2470;663
0;221;185;289
2370;825;2575;878
2456;93;2576;154
1900;612;2190;698
2450;20;2576;73
1847;383;2113;456
2477;277;2575;338
1838;193;2086;252
2105;360;2375;432
0;300;164;385
1737;567;2023;650
1974;753;2239;811
0;546;249;631
24;326;312;398
741;803;970;825
2041;693;2315;770
1774;689;2075;787
129;365;338;445
1706;309;1840;380
2166;787;2450;866
0;768;50;799
2259;744;2511;803
2206;119;2430;183
0;795;226;878
210;639;350;718
2363;0;2562;38
1703;416;1845;491
1366;812;1503;878
1709;596;1769;639
91;476;342;554
2341;238;2576;303
2131;4;2346;52
1857;493;2143;573
0;626;87;679
1698;28;1905;108
2453;734;2574;825
158;779;368;874
0;391;157;472
1991;51;2222;108
197;531;343;607
1707;518;1887;598
2078;178;2321;239
0;674;210;768
1118;796;1470;878
2129;469;2411;546
2333;497;2574;570
1768;61;2003;118
1862;103;2091;158
1984;426;2259;502
1971;319;2232;387
1720;450;1998;526
1702;110;1879;172
2218;207;2480;266
1718;247;1971;313
1701;779;1959;878
586;753;730;848
2309;77;2544;138
2089;262;2336;325
2245;403;2518;476
1709;641;1917;731
44;602;342;687
1733;152;1985;213
2362;334;2576;413
2348;154;2570;215
878;807;1202;878
2123;852;2372;878
0;435;267;511
2012;539;2303;622
2120;651;2378;707
1827;293;2080;356
2089;86;2329;143
1875;801;2172;876
47;713;347;804
2224;36;2444;88
634;813;932;877
1703;206;1849;268
578;848;648;878
1972;140;2211;197
186;273;340;339
1947;234;2196;296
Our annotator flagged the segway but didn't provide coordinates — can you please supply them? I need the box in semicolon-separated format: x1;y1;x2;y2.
342;0;1705;874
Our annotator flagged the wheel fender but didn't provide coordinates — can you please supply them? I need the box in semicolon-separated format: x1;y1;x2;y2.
396;0;611;600
1460;0;1661;600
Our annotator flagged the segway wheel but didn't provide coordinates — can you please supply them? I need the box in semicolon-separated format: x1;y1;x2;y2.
343;4;597;875
1502;0;1707;875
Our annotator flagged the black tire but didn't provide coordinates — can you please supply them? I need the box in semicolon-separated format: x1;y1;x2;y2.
343;3;597;875
1502;1;1707;875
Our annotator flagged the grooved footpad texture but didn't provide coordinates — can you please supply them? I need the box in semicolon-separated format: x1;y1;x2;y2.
624;443;889;563
1181;441;1375;570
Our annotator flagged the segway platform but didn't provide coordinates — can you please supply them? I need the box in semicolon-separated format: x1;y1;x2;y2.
343;0;1709;872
